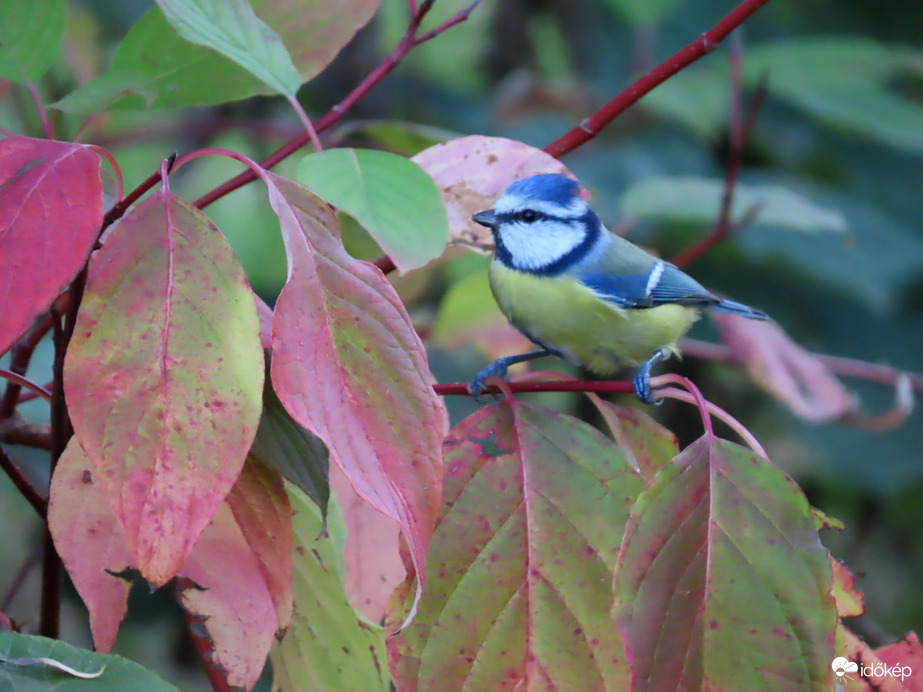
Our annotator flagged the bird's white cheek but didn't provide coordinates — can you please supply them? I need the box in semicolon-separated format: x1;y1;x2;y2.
499;222;584;271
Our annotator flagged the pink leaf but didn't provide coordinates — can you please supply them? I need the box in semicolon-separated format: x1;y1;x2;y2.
225;457;294;634
876;633;923;692
50;440;286;689
178;502;279;691
412;135;579;250
48;439;132;653
265;172;446;628
0;137;103;354
714;313;855;422
330;464;402;623
254;292;273;349
64;189;264;586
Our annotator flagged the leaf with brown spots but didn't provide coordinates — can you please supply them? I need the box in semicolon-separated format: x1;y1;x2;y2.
387;399;642;691
614;436;836;691
64;189;264;586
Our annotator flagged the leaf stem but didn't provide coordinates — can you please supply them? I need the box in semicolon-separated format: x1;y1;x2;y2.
26;82;53;140
0;370;52;404
542;0;773;158
284;95;323;152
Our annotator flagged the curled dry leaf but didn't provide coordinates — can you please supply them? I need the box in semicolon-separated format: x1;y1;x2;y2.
412;135;579;251
713;313;855;423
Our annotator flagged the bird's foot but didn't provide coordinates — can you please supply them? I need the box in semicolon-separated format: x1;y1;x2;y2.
469;359;512;402
633;347;672;405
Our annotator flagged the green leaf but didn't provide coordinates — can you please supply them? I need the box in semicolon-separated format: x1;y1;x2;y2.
602;0;677;26
0;0;66;83
621;176;848;233
640;68;729;138
297;149;449;273
270;485;390;692
251;354;329;514
50;71;158;115
744;38;923;155
0;633;181;691
614;437;836;691
388;400;645;690
84;0;378;110
156;0;300;97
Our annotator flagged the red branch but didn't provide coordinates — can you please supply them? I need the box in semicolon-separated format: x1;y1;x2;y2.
542;0;773;158
193;0;481;211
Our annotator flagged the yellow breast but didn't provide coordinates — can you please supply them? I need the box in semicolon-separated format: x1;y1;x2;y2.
488;262;700;373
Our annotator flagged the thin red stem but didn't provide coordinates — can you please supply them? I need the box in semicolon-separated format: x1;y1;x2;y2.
671;35;770;270
0;370;52;404
543;0;772;158
26;83;53;139
0;315;54;418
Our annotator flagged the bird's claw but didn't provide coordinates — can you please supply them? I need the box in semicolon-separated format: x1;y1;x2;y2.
633;347;671;405
469;361;510;402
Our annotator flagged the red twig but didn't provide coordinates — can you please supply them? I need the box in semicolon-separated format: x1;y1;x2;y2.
0;370;52;404
26;83;53;140
0;314;54;418
193;0;481;211
0;445;47;518
543;0;772;158
671;44;769;270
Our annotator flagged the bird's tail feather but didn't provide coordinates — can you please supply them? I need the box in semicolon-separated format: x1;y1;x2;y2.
712;298;770;321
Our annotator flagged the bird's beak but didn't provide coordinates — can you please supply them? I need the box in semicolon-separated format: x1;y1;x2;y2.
472;210;498;229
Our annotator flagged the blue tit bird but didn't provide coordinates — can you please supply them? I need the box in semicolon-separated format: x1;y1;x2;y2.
469;173;769;404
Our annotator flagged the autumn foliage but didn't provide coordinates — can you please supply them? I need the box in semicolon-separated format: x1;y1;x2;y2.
1;1;922;691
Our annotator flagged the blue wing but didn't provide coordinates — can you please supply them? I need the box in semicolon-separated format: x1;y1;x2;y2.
580;261;717;309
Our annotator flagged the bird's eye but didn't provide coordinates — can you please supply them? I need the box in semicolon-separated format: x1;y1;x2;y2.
520;209;538;223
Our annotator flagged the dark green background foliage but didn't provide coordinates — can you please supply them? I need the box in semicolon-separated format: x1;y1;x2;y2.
1;0;921;687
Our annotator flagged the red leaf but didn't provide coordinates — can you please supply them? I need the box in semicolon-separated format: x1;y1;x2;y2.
591;399;679;479
0;137;102;354
50;440;286;689
266;173;446;627
714;313;855;422
48;439;132;653
64;189;264;586
876;633;923;692
330;463;402;623
412;135;579;251
614;436;836;691
225;457;294;634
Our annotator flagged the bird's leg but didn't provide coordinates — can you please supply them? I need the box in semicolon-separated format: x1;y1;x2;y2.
633;347;673;405
470;350;552;400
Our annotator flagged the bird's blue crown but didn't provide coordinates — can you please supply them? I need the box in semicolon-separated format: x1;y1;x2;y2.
503;174;581;206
